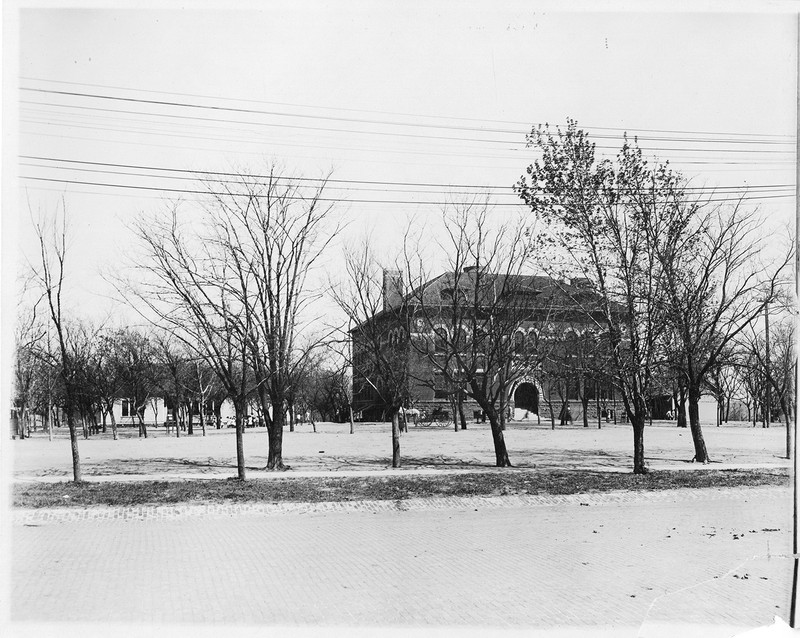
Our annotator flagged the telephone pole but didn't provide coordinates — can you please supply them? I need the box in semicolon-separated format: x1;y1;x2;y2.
790;11;799;629
765;301;771;428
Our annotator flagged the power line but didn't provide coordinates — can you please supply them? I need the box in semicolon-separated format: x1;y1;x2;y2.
21;116;531;163
21;124;796;170
21;155;798;193
21;75;795;141
20;91;796;153
21;130;535;172
23;115;795;173
22;108;796;165
19;174;796;206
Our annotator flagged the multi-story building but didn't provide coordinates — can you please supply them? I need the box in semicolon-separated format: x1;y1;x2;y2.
352;268;624;424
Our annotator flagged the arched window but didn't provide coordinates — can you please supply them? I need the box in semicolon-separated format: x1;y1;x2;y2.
455;326;469;352
526;329;538;353
514;331;525;354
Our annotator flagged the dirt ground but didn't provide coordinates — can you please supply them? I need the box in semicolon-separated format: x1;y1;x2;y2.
11;419;790;480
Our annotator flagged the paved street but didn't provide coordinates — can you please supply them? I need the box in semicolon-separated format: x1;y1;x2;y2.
8;486;793;637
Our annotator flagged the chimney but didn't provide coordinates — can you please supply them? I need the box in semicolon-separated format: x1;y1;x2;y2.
383;269;403;311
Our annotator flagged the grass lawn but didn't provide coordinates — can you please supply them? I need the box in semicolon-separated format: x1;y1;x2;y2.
13;467;790;509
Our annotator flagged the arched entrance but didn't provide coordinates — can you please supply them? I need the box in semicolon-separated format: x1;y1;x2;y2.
514;382;539;414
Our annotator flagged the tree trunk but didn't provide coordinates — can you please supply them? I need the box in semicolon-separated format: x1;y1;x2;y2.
391;409;401;468
499;388;506;431
13;410;22;439
559;400;569;426
781;396;793;460
450;395;459;432
677;385;688;428
136;405;148;438
234;399;246;480
266;399;286;470
632;415;647;474
289;403;295;433
349;405;355;434
101;409;107;434
687;384;710;463
596;388;601;429
458;391;467;430
65;400;82;482
187;405;194;435
485;405;512;467
199;406;206;436
582;396;589;428
108;404;118;441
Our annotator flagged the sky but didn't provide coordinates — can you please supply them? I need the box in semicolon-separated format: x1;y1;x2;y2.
3;1;798;347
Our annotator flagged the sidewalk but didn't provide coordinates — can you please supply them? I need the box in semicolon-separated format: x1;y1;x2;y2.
9;486;794;636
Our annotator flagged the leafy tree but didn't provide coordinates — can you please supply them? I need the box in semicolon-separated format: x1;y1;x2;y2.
517;121;674;473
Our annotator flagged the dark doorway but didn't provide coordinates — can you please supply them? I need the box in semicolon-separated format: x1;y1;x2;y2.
514;383;539;413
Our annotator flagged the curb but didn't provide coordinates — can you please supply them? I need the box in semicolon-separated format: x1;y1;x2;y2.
13;485;791;525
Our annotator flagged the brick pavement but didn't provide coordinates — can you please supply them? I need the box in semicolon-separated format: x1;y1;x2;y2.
8;486;794;637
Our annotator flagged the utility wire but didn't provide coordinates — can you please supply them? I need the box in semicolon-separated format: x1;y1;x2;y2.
22;110;795;164
20;76;795;141
19;175;796;206
20;155;798;193
20;91;795;153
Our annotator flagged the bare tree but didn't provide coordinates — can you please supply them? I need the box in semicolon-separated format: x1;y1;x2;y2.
647;196;792;462
31;201;81;481
130;165;337;474
402;201;541;467
69;320;106;439
331;242;413;467
115;327;158;438
88;331;128;440
130;204;252;479
13;304;47;439
151;330;192;437
743;318;795;457
200;166;338;469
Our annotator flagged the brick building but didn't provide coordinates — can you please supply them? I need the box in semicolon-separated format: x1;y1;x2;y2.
351;268;625;425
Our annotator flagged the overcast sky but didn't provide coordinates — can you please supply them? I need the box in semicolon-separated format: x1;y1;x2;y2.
4;2;797;328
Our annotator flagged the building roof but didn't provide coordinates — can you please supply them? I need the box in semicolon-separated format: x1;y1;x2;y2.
351;269;611;333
